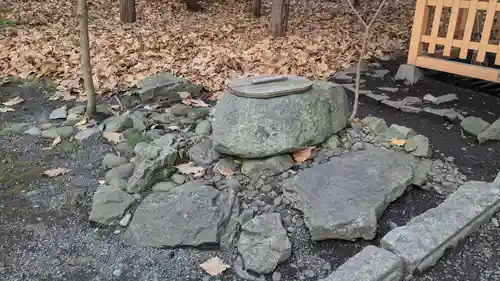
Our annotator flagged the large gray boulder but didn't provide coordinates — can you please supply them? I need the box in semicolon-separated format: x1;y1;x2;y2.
89;185;135;225
125;183;239;248
212;81;349;158
136;72;202;102
237;213;292;274
126;142;177;193
283;145;416;241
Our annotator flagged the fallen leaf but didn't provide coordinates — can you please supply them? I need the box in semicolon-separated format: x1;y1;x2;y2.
2;96;24;106
178;91;192;99
103;131;123;144
42;136;63;150
293;147;315;163
390;138;407;146
200;257;230;276
43;167;72;177
207;91;227;101
74;117;89;127
0;107;15;113
176;162;205;177
182;99;210;108
222;168;233;178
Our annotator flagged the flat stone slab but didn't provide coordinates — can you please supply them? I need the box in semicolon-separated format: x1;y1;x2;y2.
320;246;403;281
283;145;416;241
381;177;500;275
125;183;239;248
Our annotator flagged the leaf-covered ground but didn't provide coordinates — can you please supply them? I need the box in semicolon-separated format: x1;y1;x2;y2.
0;0;414;98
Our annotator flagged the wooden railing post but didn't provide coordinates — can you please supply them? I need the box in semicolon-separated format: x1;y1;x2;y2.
408;0;429;64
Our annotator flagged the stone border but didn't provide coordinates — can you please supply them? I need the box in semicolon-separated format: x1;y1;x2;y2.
321;173;500;281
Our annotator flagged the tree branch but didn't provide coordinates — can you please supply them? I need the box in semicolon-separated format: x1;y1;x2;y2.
346;0;387;121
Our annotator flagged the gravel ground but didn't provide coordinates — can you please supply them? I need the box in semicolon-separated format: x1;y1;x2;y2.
1;65;500;281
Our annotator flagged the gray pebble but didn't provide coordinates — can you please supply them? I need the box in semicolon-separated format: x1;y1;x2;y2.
112;268;122;277
272;272;282;281
202;276;210;281
102;153;128;170
170;174;186;185
25;127;42;136
304;269;315;278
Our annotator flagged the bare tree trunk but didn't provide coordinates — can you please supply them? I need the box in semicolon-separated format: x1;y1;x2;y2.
78;0;96;117
252;0;262;17
271;0;290;37
120;0;136;23
346;0;387;120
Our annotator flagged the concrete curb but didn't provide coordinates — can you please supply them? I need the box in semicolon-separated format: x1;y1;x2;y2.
320;246;404;281
380;175;500;275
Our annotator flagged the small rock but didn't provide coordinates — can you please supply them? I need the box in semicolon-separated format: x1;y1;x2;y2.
402;96;422;106
399;105;422;113
213;157;238;175
404;134;427;152
109;178;128;191
238;213;292;274
362;116;388;136
491;217;499;227
49;105;68;120
342;84;372;95
381;99;403;110
242;155;294;177
304;269;315;278
477;118;500;144
460;116;490;136
41;126;74;139
379;87;399;93
102;116;133;132
350;142;366;151
412;160;432;186
369;69;390;79
188;139;220;165
330;71;353;82
394;64;424;85
323;135;341;149
89;185;135;225
322;263;332;271
68;105;86;115
365;93;389;102
119;213;132;226
423;107;459;121
24;127;42;136
170;103;190;116
187;108;210;120
105;163;135;184
112;268;122;277
102;154;129;169
170;174;186;185
195;120;212;136
74;127;101;141
272;272;282;281
240;209;255;224
152;181;178;192
116;142;134;154
424;93;458;105
388;221;398;229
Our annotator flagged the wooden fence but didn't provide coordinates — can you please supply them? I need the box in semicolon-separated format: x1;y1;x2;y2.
408;0;500;82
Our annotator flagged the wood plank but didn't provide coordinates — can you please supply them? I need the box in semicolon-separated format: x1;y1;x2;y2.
459;0;479;59
477;0;497;62
428;0;444;54
422;35;500;52
444;0;461;56
415;56;500;82
427;0;494;11
408;0;430;64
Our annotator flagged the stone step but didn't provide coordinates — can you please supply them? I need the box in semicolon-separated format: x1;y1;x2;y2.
320;246;404;281
380;174;500;275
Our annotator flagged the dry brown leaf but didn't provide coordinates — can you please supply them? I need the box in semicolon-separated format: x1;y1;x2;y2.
2;96;24;106
74;117;89;127
182;99;210;108
221;168;233;178
103;132;123;144
293;147;315;163
0;107;15;113
200;257;230;276
207;91;227;101
43;167;72;177
391;138;407;146
176;162;205;176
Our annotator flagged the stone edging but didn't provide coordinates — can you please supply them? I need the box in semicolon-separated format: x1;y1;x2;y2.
320;173;500;281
